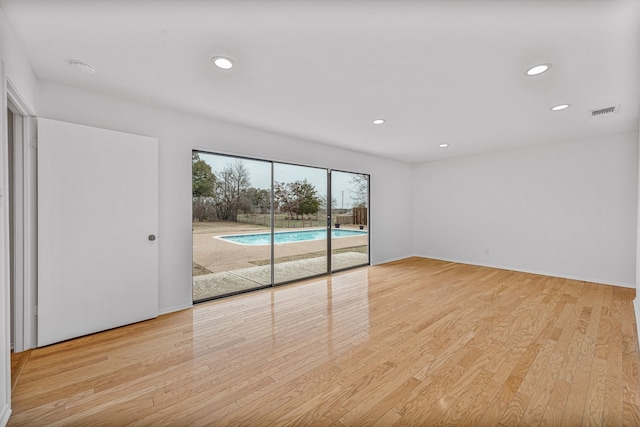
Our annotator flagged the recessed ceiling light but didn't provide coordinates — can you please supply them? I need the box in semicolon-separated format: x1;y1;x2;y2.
526;63;552;76
551;104;571;111
439;143;449;148
372;119;385;125
211;56;234;70
70;60;96;75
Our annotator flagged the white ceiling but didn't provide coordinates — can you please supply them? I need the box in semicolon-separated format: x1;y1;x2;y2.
2;0;639;163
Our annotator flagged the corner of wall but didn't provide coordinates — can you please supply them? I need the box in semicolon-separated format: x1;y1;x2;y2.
1;61;11;427
635;299;640;353
0;405;11;427
0;6;38;113
158;303;193;316
636;120;640;350
409;163;417;257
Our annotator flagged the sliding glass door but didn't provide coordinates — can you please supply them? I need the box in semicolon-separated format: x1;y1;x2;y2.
192;153;272;302
192;151;370;302
273;163;328;284
330;170;369;272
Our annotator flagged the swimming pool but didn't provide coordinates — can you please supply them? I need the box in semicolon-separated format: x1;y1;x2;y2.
216;229;367;245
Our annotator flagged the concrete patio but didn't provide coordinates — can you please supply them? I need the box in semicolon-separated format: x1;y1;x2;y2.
193;252;368;301
192;221;369;301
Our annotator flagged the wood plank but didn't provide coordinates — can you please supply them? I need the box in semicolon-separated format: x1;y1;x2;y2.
7;258;640;426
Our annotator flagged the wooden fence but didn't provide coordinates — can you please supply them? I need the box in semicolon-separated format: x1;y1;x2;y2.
353;207;367;225
232;207;368;228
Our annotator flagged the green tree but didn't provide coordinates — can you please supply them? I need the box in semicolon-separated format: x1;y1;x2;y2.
192;153;217;221
274;179;320;226
293;180;320;217
192;153;216;197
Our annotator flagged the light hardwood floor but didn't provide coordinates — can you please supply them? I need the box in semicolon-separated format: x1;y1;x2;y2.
9;257;640;426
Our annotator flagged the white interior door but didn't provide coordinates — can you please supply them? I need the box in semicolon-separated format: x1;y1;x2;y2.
37;118;158;347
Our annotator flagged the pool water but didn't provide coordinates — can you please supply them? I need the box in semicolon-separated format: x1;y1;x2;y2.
217;229;367;245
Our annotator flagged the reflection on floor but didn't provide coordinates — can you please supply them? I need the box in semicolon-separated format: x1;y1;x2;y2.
192;252;368;301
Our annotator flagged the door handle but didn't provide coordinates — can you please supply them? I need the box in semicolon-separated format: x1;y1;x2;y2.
148;234;156;241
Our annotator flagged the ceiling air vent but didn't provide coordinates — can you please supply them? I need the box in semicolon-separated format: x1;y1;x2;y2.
589;105;619;118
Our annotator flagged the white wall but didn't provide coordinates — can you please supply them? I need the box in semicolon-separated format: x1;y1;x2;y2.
37;81;414;314
413;131;639;287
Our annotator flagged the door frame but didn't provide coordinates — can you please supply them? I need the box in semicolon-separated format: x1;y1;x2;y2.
191;150;370;302
6;79;37;352
329;168;371;274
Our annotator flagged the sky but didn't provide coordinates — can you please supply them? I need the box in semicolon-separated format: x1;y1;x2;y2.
199;152;366;209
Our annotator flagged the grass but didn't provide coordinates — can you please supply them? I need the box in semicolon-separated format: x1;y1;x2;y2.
193;216;366;232
192;221;267;234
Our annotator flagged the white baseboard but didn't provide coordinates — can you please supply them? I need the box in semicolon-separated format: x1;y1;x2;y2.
158;303;192;316
414;254;635;289
634;298;640;351
371;254;414;266
0;404;11;427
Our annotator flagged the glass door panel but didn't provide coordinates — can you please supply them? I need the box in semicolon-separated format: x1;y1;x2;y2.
330;170;369;271
192;152;272;301
273;163;328;284
192;151;369;302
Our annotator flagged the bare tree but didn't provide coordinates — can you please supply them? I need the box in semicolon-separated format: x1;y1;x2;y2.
216;160;251;221
192;197;217;222
349;174;369;208
245;187;270;214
